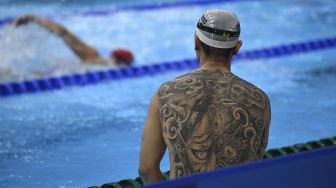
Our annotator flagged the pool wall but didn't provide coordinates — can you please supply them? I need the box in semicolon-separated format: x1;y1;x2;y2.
92;136;336;188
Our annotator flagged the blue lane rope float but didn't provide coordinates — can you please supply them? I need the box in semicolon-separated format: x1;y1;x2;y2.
0;0;247;26
0;36;336;97
0;17;13;26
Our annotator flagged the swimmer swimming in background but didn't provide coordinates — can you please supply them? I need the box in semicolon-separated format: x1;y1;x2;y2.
12;15;134;66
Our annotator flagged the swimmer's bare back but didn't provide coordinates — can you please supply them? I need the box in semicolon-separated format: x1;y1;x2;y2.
13;15;107;65
157;69;271;178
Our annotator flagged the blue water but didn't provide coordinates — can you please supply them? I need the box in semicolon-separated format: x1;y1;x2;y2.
0;0;336;187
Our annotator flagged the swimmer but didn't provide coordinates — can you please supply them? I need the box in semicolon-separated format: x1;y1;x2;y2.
139;9;271;184
12;15;133;66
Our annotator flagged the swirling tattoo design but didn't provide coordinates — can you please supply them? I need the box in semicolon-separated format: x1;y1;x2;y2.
157;69;270;178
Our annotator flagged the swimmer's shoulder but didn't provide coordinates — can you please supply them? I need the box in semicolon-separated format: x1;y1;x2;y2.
156;70;200;98
82;58;109;66
157;69;203;86
157;69;234;95
235;74;268;96
232;74;271;109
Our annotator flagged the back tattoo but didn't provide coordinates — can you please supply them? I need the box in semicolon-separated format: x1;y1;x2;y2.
157;69;270;177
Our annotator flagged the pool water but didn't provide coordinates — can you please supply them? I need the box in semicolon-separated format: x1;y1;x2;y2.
0;0;336;187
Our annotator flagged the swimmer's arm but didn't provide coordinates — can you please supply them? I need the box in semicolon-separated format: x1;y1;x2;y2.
13;15;106;64
139;94;166;184
257;95;271;158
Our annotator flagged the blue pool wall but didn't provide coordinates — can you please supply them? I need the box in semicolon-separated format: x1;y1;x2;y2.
143;146;336;188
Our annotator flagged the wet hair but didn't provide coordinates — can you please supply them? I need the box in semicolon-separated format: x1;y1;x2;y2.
199;40;234;59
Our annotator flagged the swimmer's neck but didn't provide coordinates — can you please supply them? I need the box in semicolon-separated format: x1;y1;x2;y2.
199;56;232;73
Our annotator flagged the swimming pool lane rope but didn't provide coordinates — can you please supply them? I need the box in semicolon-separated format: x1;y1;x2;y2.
0;36;335;97
0;0;248;25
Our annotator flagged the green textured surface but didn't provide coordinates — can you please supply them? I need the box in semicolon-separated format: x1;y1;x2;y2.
89;136;336;188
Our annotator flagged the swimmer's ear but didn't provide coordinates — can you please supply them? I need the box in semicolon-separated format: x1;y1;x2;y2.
194;34;200;51
233;40;243;55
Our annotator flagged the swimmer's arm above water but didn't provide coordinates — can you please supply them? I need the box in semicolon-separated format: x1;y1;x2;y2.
13;15;106;65
139;94;167;184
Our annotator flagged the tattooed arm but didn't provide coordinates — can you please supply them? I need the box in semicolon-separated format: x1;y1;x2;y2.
139;94;167;184
13;15;106;64
257;95;271;158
